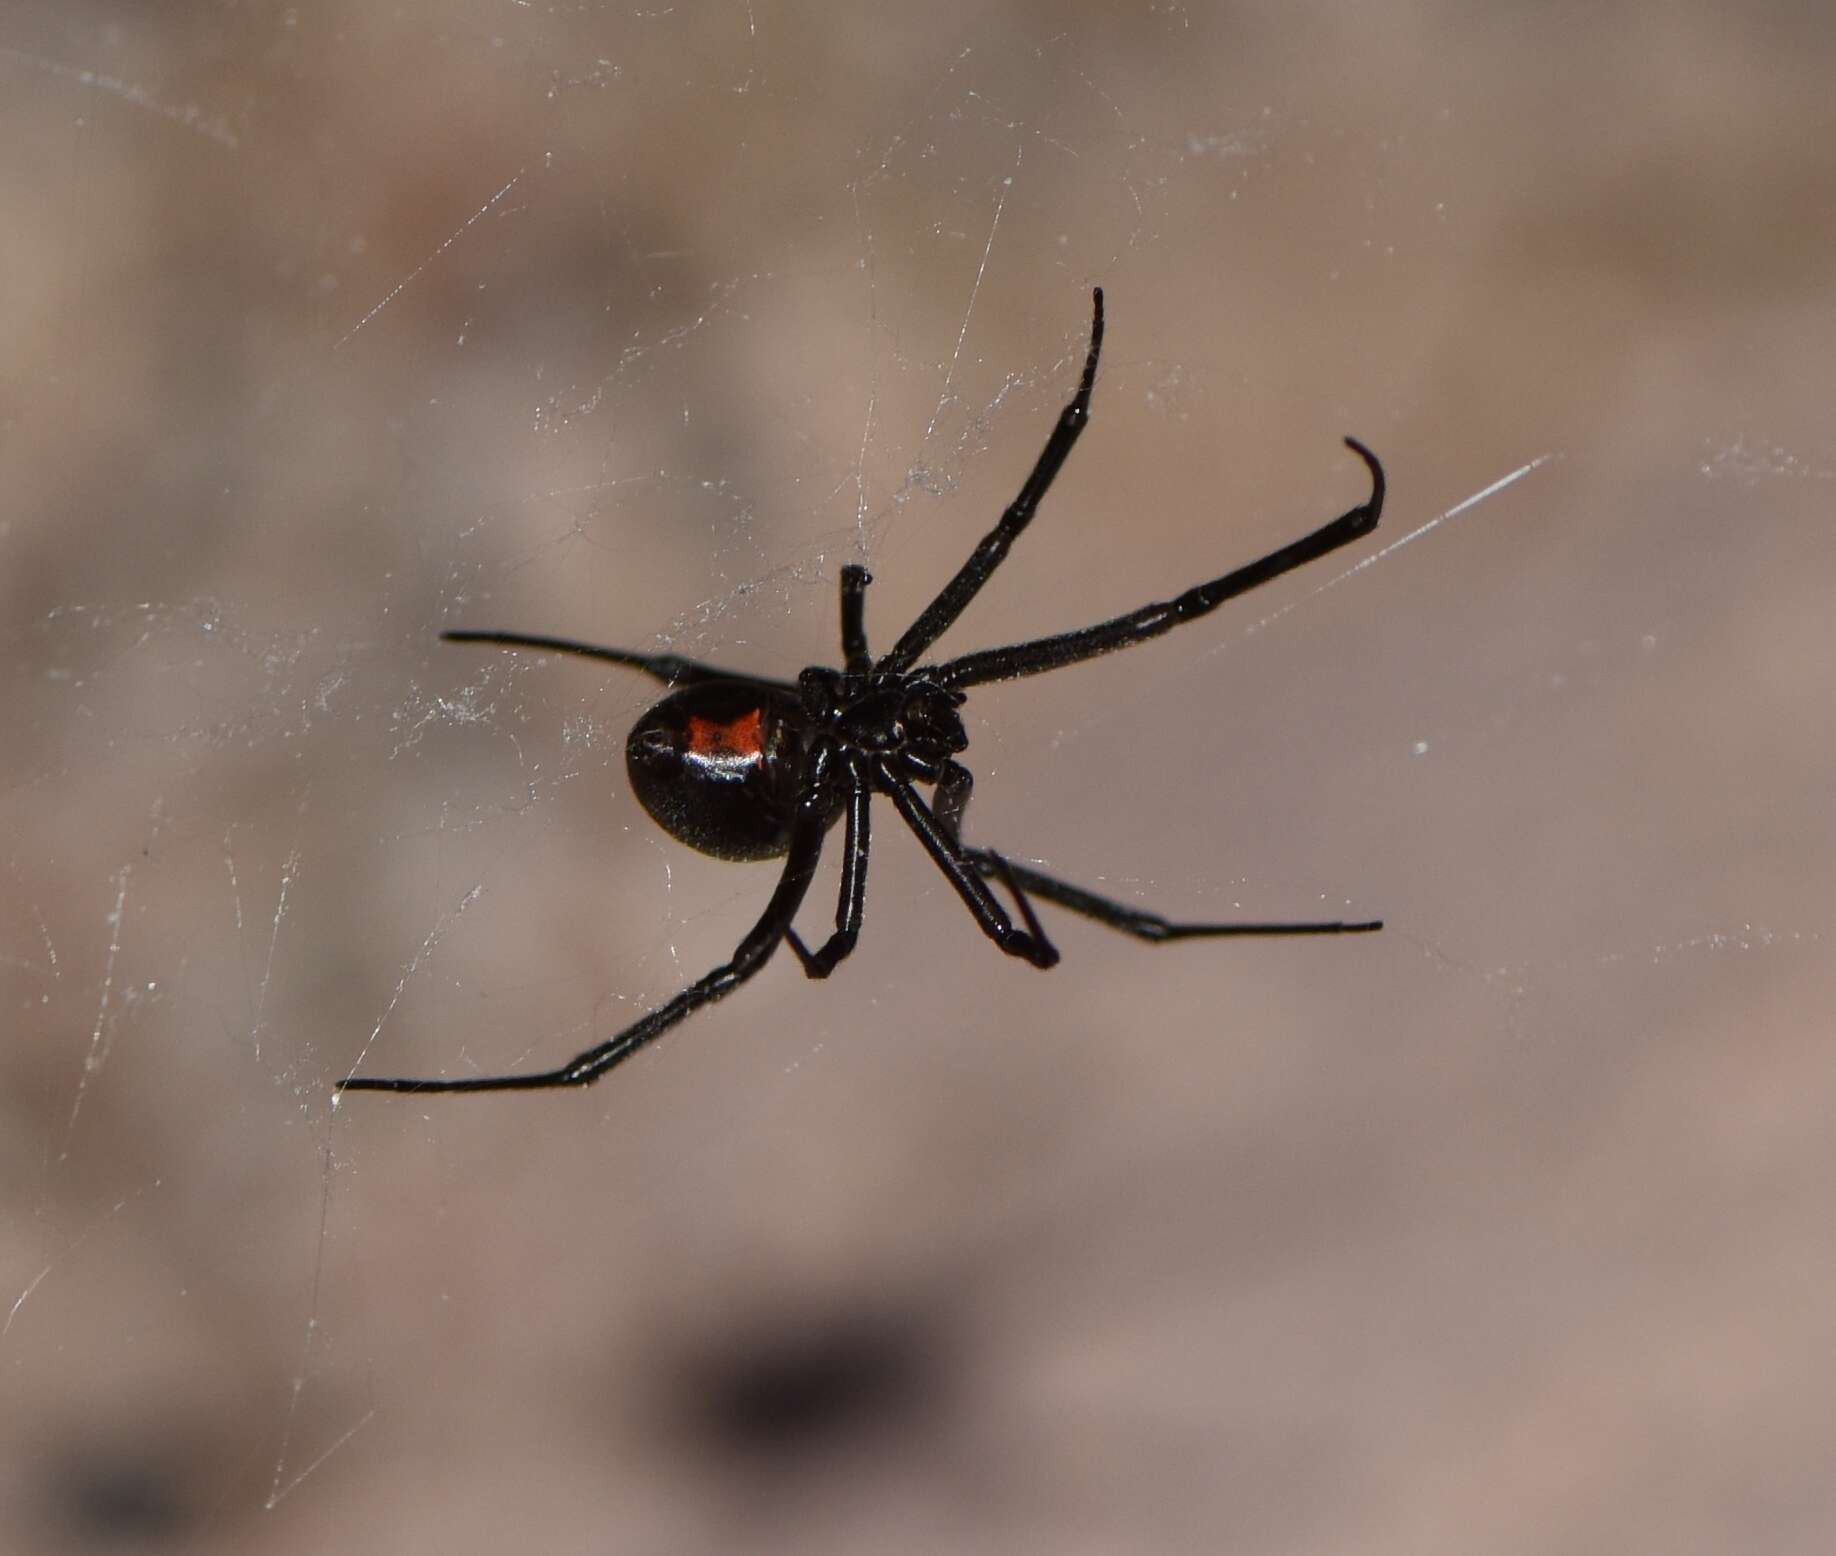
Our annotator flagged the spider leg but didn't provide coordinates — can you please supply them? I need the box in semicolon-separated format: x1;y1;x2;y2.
931;438;1385;690
441;630;792;692
786;774;870;978
936;757;1377;941
962;853;1381;939
336;811;828;1095
839;564;873;673
876;288;1105;676
931;758;973;842
879;763;1058;969
927;758;1055;942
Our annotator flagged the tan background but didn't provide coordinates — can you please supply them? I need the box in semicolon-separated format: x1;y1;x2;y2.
4;3;1834;1550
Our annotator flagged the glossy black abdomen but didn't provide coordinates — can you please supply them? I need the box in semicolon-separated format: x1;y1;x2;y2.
625;681;808;861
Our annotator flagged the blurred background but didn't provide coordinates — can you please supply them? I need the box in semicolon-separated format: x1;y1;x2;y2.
4;2;1834;1550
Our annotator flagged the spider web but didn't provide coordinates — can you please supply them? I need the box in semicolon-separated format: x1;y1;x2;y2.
5;4;1836;1552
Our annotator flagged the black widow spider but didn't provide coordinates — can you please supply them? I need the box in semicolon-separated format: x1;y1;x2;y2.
338;289;1384;1098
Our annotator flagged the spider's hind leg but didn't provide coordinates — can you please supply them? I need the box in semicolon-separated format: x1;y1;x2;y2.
961;852;1382;941
786;778;871;979
936;758;1375;941
883;761;1059;969
439;630;763;689
932;758;975;843
337;811;830;1095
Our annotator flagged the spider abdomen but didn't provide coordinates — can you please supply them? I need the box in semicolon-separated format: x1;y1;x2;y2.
625;681;810;861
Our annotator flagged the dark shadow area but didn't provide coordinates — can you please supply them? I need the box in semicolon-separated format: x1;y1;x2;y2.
664;1301;953;1470
40;1444;194;1549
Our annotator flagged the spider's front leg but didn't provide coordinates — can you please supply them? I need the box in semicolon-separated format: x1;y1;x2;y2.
876;288;1105;677
839;563;873;674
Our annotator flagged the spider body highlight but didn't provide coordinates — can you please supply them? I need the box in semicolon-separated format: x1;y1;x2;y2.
338;289;1385;1099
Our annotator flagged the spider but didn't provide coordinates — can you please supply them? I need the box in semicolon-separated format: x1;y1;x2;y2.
337;288;1384;1098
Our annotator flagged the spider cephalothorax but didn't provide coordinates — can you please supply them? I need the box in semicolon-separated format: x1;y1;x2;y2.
338;289;1385;1098
801;659;969;763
